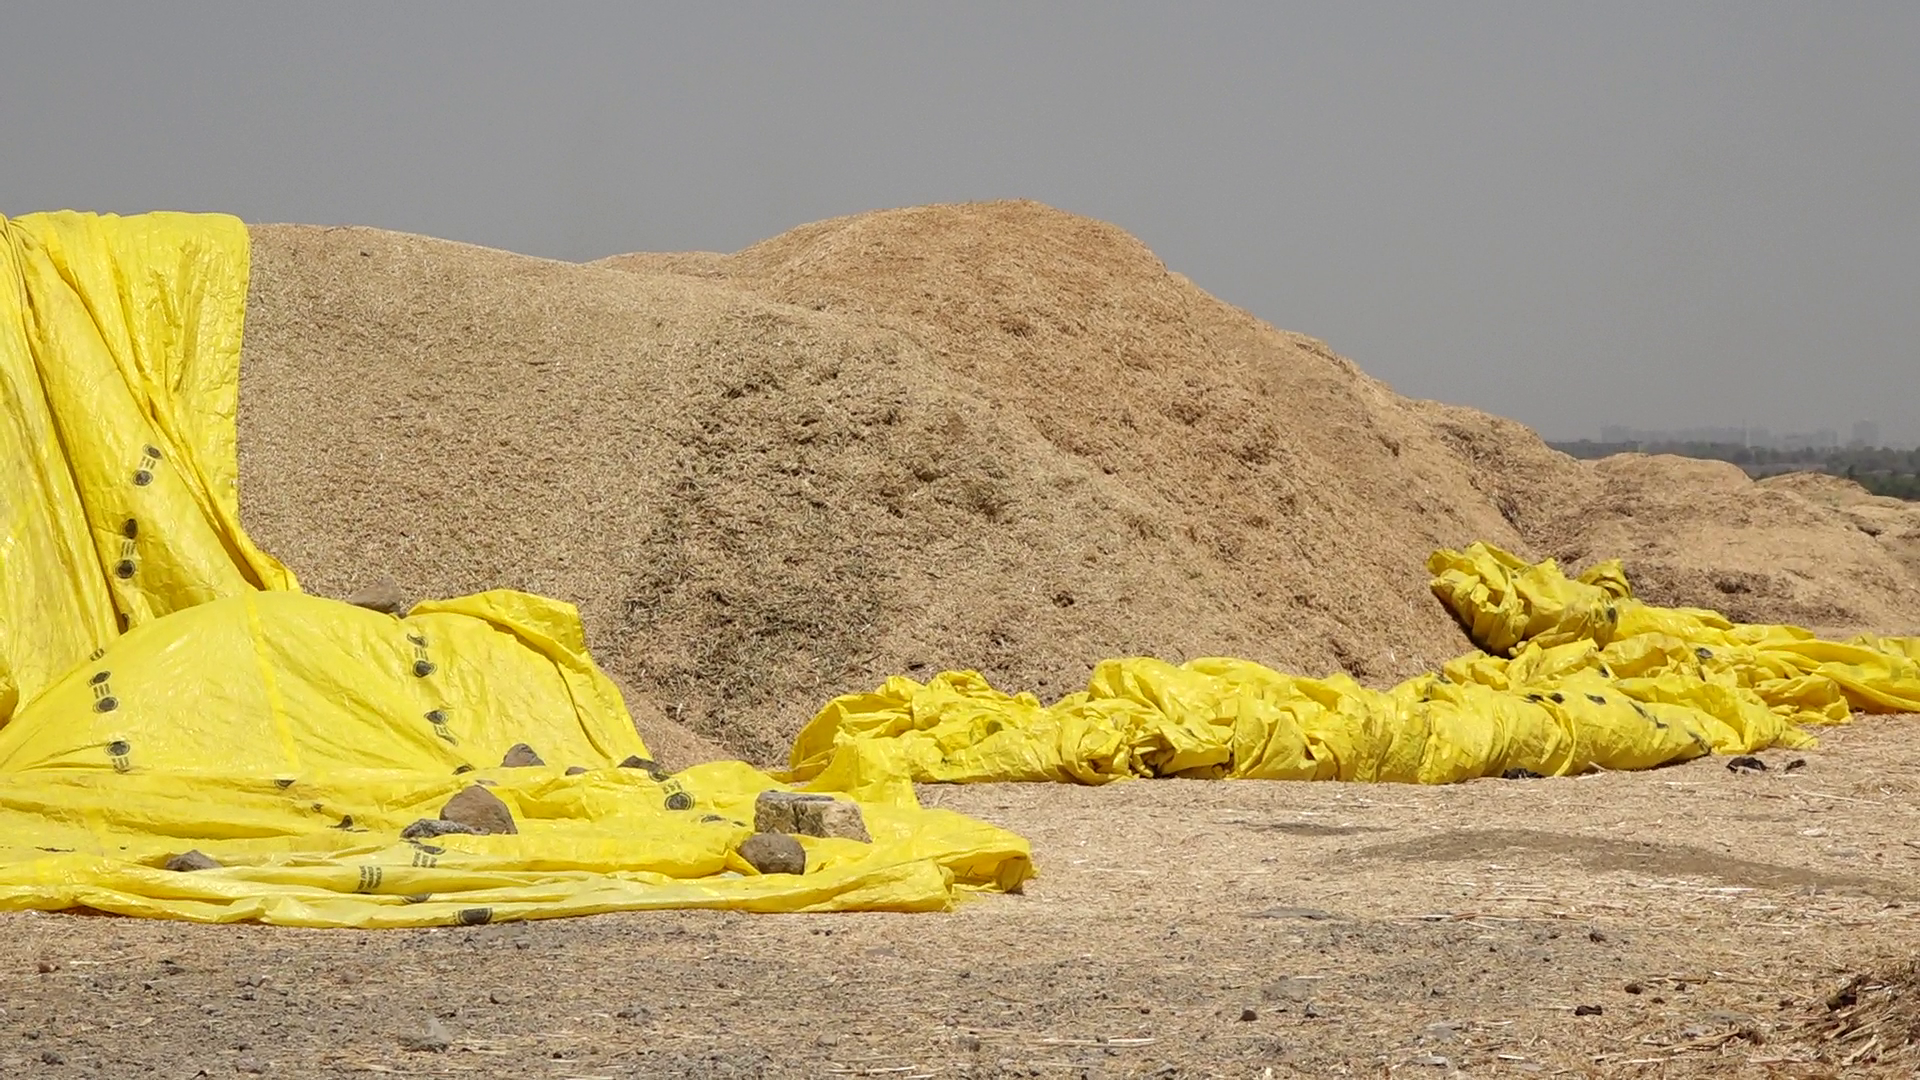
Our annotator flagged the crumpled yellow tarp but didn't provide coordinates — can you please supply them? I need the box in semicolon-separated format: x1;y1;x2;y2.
791;543;1920;786
0;211;1031;926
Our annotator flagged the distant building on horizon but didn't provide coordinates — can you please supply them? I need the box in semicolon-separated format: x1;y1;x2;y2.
1587;424;1858;451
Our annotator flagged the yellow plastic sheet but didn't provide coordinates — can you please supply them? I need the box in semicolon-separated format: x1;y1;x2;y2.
1;211;293;718
0;212;1031;926
792;543;1919;787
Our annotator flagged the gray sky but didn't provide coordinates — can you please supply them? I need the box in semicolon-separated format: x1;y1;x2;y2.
5;3;1915;446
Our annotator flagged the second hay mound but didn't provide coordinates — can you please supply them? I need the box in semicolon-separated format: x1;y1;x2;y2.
235;201;1920;763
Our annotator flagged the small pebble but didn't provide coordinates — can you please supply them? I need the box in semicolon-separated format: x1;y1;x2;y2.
1574;1004;1604;1017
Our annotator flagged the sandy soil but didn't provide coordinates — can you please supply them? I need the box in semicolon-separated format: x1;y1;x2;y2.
6;717;1916;1079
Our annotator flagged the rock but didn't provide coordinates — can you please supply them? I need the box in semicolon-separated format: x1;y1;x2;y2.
1625;981;1645;994
344;580;407;615
1262;977;1316;1003
1726;755;1767;773
440;785;517;835
738;832;806;875
753;790;829;832
398;1018;452;1053
401;819;481;840
500;743;545;767
40;1050;64;1065
165;850;221;872
238;1057;266;1073
1238;1007;1258;1022
754;790;872;842
1574;1004;1604;1017
620;755;670;779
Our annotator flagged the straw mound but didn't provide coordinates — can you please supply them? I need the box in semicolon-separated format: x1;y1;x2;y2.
236;201;1920;762
1786;961;1920;1069
1532;455;1920;633
1757;473;1920;596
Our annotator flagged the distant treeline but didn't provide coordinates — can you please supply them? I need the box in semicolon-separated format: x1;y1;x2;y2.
1549;441;1920;502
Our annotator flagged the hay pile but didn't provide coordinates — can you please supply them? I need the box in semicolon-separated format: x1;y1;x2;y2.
1759;471;1920;592
1529;456;1920;633
234;201;1920;763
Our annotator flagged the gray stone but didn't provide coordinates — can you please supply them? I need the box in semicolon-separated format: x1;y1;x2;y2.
164;850;220;872
401;819;481;840
500;743;545;767
398;1018;451;1053
1262;977;1316;1003
344;580;407;615
440;785;517;835
738;832;806;875
620;755;669;778
754;790;871;842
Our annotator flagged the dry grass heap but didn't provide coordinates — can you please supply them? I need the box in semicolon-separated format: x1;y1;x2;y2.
1786;961;1920;1070
235;201;1920;763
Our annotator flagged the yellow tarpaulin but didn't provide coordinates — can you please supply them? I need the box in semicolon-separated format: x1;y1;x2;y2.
0;211;1031;926
791;545;1919;787
6;209;1916;927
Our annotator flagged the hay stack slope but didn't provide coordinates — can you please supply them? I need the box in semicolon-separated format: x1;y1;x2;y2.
1531;456;1920;634
237;201;1920;762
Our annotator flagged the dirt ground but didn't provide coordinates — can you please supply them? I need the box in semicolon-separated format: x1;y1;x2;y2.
5;719;1918;1079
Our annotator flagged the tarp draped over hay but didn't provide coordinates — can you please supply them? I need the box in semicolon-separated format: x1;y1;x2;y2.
4;211;1917;929
791;545;1920;786
0;211;1031;926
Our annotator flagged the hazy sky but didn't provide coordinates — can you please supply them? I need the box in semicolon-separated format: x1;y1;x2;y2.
4;4;1915;445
